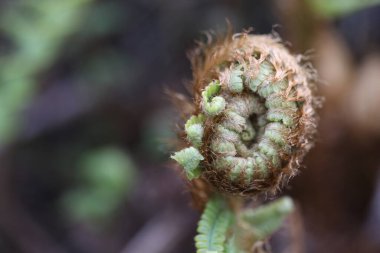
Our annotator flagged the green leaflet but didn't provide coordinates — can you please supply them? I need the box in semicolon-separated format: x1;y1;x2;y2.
203;80;222;100
195;198;233;253
185;114;206;127
248;60;274;93
240;197;294;240
202;81;226;116
185;114;205;148
227;67;244;93
171;147;204;180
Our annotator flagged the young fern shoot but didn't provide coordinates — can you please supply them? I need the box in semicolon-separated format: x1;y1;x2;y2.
171;30;319;252
172;32;318;196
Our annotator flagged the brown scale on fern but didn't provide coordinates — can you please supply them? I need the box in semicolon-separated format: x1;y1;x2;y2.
171;31;318;196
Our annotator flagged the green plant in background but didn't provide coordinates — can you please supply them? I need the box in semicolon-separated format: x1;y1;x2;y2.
0;0;92;143
61;147;136;226
172;31;319;252
307;0;380;17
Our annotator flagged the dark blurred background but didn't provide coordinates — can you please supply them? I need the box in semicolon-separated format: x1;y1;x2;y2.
1;0;380;253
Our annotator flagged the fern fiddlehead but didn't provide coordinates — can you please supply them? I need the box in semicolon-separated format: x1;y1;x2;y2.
172;33;318;196
171;30;319;253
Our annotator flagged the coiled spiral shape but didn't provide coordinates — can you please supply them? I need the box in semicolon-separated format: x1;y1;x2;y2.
172;33;318;196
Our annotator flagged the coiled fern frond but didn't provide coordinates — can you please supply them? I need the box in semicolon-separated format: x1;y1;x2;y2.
172;32;318;196
170;29;320;253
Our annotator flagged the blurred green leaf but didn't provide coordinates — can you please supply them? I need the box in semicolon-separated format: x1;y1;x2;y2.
307;0;380;17
61;147;137;225
80;147;136;193
240;197;294;240
0;0;93;142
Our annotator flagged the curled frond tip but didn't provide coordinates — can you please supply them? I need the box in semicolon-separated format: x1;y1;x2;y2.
172;31;319;196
